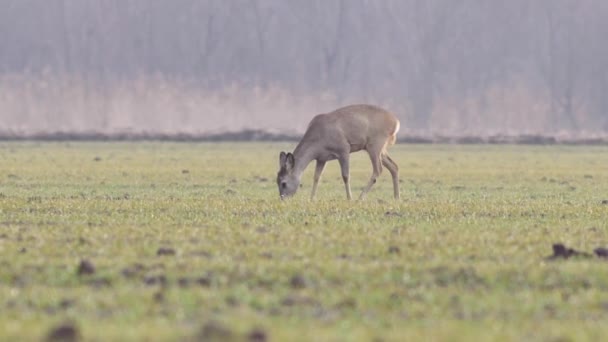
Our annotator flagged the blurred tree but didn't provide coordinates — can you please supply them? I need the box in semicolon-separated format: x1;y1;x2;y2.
1;0;608;134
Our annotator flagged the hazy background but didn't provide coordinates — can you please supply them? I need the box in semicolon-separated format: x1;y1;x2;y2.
1;0;607;137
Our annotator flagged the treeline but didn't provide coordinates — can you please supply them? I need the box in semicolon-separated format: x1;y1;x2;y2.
1;0;607;135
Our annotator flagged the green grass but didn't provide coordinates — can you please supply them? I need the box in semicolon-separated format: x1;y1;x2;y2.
1;142;608;341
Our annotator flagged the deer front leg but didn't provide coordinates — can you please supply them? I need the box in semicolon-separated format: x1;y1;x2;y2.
310;160;326;200
338;155;352;200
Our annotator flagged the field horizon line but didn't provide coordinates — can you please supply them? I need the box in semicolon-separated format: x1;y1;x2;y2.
1;130;608;145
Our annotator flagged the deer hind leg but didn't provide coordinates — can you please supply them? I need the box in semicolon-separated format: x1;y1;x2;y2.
381;154;400;199
310;160;326;200
338;155;352;200
359;143;384;200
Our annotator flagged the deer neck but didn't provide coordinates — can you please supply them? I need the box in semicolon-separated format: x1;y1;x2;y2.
292;140;319;178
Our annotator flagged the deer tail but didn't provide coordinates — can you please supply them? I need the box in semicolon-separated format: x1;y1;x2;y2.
388;120;400;146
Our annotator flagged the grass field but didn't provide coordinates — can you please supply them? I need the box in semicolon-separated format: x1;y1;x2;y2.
1;142;608;341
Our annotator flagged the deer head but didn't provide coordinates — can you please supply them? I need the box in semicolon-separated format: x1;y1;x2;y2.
277;151;300;199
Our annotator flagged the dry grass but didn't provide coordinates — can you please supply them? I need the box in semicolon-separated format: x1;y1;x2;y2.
1;73;605;139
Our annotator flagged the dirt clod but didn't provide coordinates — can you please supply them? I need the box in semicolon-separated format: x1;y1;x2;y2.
198;320;233;341
58;299;75;310
157;247;176;256
189;250;212;258
88;277;112;288
281;294;318;307
546;243;592;260
388;246;401;254
46;322;80;342
143;275;167;286
256;226;269;233
335;298;357;310
594;247;608;258
601;200;608;205
196;277;211;287
247;328;267;342
121;263;146;278
290;274;308;289
260;252;273;259
225;295;239;307
77;260;96;276
177;277;190;287
153;291;164;303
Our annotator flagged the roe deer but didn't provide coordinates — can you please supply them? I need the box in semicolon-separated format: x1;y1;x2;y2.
277;104;400;200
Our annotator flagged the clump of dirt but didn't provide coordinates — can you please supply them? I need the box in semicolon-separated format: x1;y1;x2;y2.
247;328;268;342
334;298;357;310
225;296;240;307
188;250;212;258
281;294;319;307
197;320;234;341
121;263;146;278
182;169;190;174
256;226;269;234
388;246;401;254
76;260;96;276
58;299;75;310
45;322;80;342
153;291;164;303
12;275;29;288
88;277;112;288
143;274;167;287
196;276;212;287
177;277;191;288
290;274;308;289
546;243;608;261
546;244;592;260
594;247;608;258
157;247;176;256
259;252;273;259
176;276;211;288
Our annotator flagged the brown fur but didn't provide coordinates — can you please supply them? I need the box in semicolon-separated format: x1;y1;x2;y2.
277;104;400;200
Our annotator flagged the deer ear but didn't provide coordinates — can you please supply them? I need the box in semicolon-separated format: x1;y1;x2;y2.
279;152;287;167
286;153;295;170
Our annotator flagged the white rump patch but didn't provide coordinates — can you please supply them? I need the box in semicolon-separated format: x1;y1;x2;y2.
393;120;400;135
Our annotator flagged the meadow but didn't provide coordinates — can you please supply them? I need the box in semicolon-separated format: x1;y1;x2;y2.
1;142;608;341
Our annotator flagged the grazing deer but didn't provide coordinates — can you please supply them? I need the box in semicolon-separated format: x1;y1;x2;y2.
277;104;400;200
